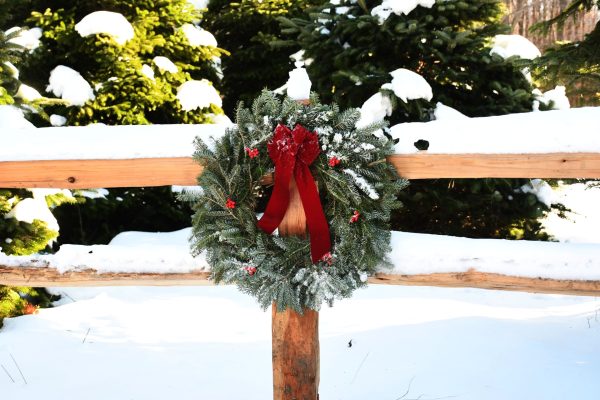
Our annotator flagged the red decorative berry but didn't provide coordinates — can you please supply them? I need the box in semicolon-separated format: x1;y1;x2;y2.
328;156;340;167
244;266;257;276
349;210;360;223
226;198;236;209
245;147;259;159
320;252;333;266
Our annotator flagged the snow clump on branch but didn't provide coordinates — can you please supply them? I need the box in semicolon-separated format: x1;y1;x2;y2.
75;11;135;45
47;65;95;106
372;0;435;23
6;26;42;51
382;68;433;103
177;80;222;111
153;56;178;74
490;35;541;60
181;24;217;47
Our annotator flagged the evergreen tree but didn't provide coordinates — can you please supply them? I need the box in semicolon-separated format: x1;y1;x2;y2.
202;0;319;115
284;0;552;239
8;0;226;125
530;0;600;105
2;1;227;245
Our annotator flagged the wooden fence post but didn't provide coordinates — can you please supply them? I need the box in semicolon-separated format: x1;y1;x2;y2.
272;177;320;400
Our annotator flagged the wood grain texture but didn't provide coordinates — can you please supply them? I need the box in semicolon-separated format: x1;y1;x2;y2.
2;265;600;296
3;152;600;189
271;175;319;400
0;158;202;188
388;152;600;179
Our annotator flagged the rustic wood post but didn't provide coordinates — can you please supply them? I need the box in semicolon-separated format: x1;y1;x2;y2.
272;175;320;400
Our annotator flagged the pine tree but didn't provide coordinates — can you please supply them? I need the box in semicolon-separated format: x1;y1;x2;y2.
202;0;319;115
2;1;227;244
8;0;226;125
283;0;552;239
530;0;600;105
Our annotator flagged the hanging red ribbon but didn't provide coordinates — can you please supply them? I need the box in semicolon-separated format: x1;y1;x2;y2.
257;124;331;263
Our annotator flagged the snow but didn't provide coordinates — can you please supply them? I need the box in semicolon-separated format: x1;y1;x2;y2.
343;169;379;200
3;227;600;281
49;114;67;127
177;79;222;111
433;101;468;120
355;92;393;129
74;11;134;45
79;189;109;200
15;84;42;101
141;64;155;80
388;231;600;280
393;107;600;154
518;179;554;207
383;68;433;103
4;198;59;232
542;181;600;244
6;26;42;51
3;61;19;78
1;285;599;399
0;105;35;129
534;86;571;110
153;56;178;74
47;65;95;106
371;0;435;23
286;66;312;100
188;0;209;9
181;23;217;47
490;34;541;60
0;123;227;161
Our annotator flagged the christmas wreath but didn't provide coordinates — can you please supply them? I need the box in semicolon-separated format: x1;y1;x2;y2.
190;91;405;312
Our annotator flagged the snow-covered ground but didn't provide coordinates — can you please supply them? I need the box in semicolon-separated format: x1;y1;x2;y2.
1;285;599;399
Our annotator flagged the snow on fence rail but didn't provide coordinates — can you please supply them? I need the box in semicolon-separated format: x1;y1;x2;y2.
1;107;600;294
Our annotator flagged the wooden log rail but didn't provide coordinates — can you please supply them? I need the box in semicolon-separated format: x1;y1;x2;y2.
1;264;600;297
3;153;600;188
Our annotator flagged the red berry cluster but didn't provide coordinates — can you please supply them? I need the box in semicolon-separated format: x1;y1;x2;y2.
328;156;340;167
244;266;257;276
226;198;236;209
245;147;259;159
349;210;360;223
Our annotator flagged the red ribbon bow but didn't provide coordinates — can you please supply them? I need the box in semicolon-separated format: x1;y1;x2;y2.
257;124;331;263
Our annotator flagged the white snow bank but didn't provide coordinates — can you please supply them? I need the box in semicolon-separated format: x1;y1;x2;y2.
433;102;468;120
177;79;222;111
153;56;178;73
181;23;217;47
75;11;134;45
371;0;435;22
6;26;42;51
490;34;541;60
382;68;433;103
3;229;600;281
0;105;35;129
393;107;600;154
47;65;95;106
1;285;599;399
388;231;600;280
356;92;393;129
0;123;227;162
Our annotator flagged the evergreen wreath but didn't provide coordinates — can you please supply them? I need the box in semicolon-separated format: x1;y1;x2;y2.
189;90;406;312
